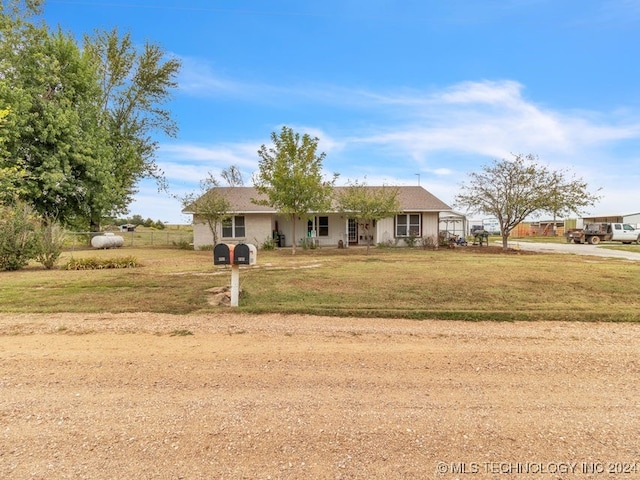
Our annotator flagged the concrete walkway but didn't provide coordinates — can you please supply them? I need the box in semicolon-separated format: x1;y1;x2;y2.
504;240;640;261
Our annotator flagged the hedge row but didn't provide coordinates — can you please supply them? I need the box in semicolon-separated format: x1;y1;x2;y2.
64;256;139;270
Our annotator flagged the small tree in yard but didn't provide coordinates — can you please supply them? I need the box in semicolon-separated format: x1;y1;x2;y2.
337;181;400;254
253;126;338;255
182;170;240;247
455;153;601;249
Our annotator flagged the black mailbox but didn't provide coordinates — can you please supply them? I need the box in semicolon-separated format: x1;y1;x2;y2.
213;243;234;265
233;243;251;265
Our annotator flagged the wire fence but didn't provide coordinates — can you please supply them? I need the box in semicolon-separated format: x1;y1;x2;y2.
65;230;193;249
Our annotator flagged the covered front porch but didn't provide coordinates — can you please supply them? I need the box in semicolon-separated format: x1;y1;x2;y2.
272;211;441;248
272;214;370;248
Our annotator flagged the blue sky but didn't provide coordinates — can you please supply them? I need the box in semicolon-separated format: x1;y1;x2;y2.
42;0;640;223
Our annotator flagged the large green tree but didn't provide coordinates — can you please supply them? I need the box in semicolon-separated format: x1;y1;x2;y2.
0;1;181;230
455;153;601;249
0;1;45;206
0;107;28;204
3;29;114;225
253;126;338;254
337;180;400;254
83;28;181;230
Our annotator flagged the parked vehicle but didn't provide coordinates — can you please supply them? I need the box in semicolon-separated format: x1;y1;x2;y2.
565;222;640;245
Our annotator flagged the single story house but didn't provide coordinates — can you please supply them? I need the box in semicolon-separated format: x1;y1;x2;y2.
184;185;452;249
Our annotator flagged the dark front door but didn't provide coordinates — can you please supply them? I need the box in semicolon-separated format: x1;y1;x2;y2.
348;218;358;245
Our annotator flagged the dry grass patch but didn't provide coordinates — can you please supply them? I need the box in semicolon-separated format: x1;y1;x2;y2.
0;246;638;321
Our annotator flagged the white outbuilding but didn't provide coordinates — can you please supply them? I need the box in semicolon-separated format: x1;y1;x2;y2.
623;212;640;228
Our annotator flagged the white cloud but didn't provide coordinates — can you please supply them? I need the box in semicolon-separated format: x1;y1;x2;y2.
430;168;455;176
343;80;640;169
157;127;344;186
161;142;258;166
159;142;260;183
178;57;244;97
287;125;346;153
437;80;525;106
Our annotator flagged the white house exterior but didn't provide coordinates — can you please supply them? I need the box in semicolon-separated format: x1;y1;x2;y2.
184;186;452;249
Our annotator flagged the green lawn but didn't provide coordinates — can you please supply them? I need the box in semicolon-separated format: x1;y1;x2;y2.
1;246;638;321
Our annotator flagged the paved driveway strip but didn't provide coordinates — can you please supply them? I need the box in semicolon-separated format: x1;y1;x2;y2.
505;240;640;261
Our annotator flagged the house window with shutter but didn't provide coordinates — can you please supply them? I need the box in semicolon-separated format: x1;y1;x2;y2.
395;214;421;237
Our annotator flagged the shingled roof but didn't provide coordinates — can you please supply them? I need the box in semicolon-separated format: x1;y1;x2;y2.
183;186;451;214
383;186;451;212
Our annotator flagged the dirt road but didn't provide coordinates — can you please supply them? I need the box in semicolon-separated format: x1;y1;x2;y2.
2;312;640;479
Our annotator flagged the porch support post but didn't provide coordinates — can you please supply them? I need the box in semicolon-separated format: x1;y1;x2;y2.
345;218;349;248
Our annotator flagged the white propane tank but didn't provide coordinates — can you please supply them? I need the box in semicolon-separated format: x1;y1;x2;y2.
91;232;125;249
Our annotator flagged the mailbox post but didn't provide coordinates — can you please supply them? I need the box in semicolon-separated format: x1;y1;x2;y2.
213;243;256;307
230;264;240;307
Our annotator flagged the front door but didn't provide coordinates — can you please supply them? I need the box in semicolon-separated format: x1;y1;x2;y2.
348;218;358;245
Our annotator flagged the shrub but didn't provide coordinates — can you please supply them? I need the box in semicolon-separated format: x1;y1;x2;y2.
260;236;276;250
404;233;418;248
172;239;193;250
300;238;317;250
419;235;437;249
64;256;139;270
0;201;38;271
438;232;451;248
376;239;396;248
34;220;66;269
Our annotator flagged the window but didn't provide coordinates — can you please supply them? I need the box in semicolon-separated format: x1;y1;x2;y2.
396;214;421;237
222;216;245;238
307;216;329;237
234;216;245;237
318;216;329;236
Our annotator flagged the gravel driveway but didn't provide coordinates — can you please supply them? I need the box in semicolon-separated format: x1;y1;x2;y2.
505;240;640;261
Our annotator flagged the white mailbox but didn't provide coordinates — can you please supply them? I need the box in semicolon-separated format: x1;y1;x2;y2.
248;244;257;265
